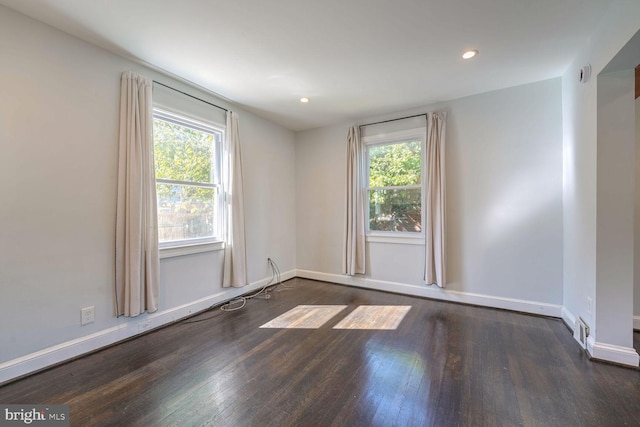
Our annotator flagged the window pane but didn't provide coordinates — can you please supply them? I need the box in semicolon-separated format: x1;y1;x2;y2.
157;183;216;242
153;118;214;183
369;188;421;232
369;140;421;187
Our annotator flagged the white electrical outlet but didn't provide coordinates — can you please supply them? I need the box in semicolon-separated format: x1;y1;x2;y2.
81;306;95;325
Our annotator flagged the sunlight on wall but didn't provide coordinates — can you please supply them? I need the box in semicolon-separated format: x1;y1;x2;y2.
563;125;576;199
484;168;560;243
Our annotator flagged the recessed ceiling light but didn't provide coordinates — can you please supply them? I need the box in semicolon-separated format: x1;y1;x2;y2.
462;50;478;59
300;97;310;103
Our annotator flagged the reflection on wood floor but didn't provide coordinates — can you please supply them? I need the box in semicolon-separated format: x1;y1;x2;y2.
1;278;639;426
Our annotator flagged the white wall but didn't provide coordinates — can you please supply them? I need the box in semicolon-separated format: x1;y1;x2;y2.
296;78;564;311
636;94;640;326
0;5;296;379
562;0;640;363
596;69;635;347
295;125;346;275
562;50;598;331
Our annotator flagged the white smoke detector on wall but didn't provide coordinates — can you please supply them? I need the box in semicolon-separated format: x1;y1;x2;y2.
578;64;592;84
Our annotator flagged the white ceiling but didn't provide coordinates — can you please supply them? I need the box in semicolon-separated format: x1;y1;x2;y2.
0;0;612;131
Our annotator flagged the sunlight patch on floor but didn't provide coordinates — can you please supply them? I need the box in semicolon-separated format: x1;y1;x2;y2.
260;305;412;330
259;305;347;329
333;306;412;330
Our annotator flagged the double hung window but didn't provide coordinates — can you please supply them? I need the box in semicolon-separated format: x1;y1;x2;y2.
364;129;425;236
152;110;223;247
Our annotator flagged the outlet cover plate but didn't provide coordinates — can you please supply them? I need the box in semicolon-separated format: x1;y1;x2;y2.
81;306;95;325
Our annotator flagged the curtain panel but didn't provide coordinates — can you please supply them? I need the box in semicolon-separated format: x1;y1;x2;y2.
344;126;366;275
222;111;248;287
424;112;447;287
115;71;159;317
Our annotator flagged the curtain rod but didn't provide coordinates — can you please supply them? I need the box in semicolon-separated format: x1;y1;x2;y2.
359;113;427;128
152;80;228;113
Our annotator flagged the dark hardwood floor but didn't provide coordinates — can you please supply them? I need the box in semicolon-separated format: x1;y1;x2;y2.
1;279;639;426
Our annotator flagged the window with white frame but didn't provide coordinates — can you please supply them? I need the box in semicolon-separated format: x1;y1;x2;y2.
153;109;224;247
364;129;425;235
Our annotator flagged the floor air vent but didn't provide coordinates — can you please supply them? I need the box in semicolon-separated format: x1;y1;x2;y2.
573;317;589;349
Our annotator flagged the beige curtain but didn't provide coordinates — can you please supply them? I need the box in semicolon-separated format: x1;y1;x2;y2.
222;111;248;287
424;112;447;287
115;71;159;317
344;126;366;275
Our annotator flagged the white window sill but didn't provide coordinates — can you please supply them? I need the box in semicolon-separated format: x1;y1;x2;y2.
159;241;225;259
366;235;424;245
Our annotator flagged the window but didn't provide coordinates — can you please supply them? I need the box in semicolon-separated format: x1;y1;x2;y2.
365;129;425;236
153;110;223;247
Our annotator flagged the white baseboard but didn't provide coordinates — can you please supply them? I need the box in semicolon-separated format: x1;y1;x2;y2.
561;306;577;330
296;269;563;318
587;336;639;367
301;271;639;367
0;269;295;385
634;315;640;330
558;307;639;367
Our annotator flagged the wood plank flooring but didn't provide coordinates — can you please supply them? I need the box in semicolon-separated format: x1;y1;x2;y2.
1;279;639;426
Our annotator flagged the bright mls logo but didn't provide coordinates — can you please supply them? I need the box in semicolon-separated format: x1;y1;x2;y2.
0;405;69;427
